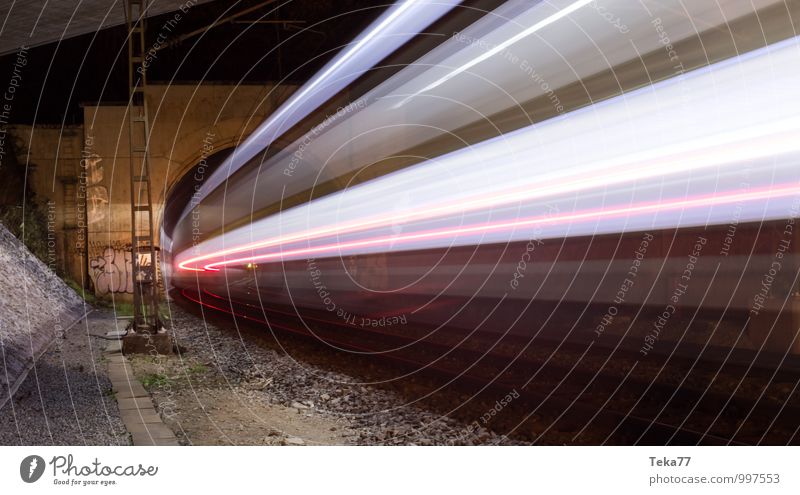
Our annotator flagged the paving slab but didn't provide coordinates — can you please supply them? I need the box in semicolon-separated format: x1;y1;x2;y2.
127;422;176;438
108;365;135;375
116;397;155;411
115;388;150;400
105;341;122;354
103;339;179;446
120;410;163;424
132;435;180;446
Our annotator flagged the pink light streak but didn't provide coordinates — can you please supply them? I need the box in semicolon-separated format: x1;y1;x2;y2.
177;120;799;272
187;184;800;271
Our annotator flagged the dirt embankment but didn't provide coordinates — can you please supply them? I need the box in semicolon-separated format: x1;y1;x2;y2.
0;222;85;408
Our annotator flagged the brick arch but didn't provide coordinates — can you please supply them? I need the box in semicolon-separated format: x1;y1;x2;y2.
61;83;299;298
155;120;251;215
152;118;259;245
152;120;297;247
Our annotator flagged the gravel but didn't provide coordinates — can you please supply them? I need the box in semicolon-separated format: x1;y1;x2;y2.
0;311;129;445
0;222;127;445
159;302;525;445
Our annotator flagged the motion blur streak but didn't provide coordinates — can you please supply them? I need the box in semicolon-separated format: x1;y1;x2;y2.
201;185;800;270
395;0;595;107
179;0;461;224
176;34;800;271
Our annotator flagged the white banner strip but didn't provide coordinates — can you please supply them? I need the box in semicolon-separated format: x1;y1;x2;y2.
1;446;797;494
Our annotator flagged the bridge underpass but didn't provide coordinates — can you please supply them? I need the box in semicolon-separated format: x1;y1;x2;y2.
0;0;799;464
0;0;380;447
14;81;294;299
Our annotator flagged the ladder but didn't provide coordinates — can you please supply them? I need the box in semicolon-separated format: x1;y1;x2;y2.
126;0;160;333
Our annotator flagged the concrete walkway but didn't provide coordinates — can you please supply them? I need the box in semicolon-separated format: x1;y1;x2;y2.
104;339;179;446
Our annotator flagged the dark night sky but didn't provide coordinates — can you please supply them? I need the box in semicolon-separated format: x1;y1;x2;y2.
0;0;390;125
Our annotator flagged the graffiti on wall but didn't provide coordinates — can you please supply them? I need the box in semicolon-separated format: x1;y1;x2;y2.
85;154;109;225
90;247;131;294
88;241;152;295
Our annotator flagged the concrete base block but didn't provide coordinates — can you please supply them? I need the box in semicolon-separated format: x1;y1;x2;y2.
122;332;172;355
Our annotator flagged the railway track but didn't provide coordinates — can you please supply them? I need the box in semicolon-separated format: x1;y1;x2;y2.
177;288;800;445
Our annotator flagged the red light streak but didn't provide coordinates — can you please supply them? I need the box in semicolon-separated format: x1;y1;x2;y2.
180;184;800;271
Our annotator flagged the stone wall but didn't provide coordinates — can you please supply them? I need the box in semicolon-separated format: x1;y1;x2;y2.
17;82;295;299
10;124;86;284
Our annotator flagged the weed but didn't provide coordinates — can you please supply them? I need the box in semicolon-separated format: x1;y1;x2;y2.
140;373;172;389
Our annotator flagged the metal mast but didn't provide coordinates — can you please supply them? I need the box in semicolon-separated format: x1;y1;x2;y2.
125;0;160;333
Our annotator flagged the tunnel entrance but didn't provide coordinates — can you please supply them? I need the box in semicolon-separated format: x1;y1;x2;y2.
161;147;233;245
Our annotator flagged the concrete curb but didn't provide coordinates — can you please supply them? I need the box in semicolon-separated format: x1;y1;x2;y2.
104;341;179;446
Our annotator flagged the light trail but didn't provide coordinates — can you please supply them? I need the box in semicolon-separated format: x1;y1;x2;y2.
174;13;800;273
179;0;462;223
198;184;800;270
177;115;800;271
